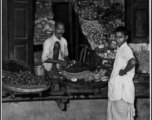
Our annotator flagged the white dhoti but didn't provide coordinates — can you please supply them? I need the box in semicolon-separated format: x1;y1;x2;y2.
107;99;135;120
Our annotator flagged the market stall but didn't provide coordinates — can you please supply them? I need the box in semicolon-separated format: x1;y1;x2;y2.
2;57;150;111
2;0;150;114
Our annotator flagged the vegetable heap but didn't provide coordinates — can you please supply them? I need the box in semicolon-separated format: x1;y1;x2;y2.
73;1;125;60
61;68;109;82
34;19;55;39
35;2;53;20
81;23;107;46
34;1;55;41
2;62;30;73
3;71;51;86
98;2;124;23
74;1;97;21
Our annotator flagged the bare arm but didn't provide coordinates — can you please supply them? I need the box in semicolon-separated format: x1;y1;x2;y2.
119;58;136;76
44;42;67;67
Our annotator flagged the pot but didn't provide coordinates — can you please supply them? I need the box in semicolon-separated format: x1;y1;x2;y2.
34;65;45;76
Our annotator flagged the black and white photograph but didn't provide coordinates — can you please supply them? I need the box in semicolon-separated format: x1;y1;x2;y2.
1;0;151;120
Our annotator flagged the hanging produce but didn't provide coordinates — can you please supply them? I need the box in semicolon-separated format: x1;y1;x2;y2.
72;1;125;60
81;23;107;46
35;1;54;20
95;2;124;60
34;1;55;42
74;1;97;21
98;2;124;23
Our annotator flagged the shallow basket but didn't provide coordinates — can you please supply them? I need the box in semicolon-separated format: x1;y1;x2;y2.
2;83;51;93
52;78;108;90
2;73;53;93
79;16;99;25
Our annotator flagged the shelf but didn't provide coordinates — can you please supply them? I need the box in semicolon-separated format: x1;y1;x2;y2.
34;41;44;45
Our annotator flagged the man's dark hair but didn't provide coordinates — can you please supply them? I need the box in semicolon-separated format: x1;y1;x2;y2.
55;21;65;29
115;26;129;36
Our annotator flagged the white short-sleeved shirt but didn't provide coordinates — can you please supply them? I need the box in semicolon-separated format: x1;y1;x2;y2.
42;35;68;71
108;42;135;104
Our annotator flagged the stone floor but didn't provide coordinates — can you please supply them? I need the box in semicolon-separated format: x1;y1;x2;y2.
2;99;150;120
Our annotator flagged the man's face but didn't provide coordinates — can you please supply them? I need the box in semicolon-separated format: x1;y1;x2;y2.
115;32;128;47
55;24;65;39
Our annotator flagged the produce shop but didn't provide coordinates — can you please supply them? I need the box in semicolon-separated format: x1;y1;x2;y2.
2;0;150;120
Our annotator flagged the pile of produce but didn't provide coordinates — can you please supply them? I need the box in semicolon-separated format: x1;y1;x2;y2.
34;19;55;41
134;50;149;73
63;62;97;73
35;2;53;20
97;49;117;59
78;10;98;21
34;1;55;42
98;2;124;22
81;23;107;49
94;2;124;60
2;60;31;73
47;70;62;80
61;68;109;82
3;71;51;86
97;2;125;34
73;2;125;60
74;1;97;21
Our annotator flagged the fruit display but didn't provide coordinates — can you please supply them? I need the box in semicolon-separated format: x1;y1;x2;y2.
98;2;124;23
2;60;31;73
81;23;107;36
34;18;55;41
47;71;62;80
97;2;125;34
34;1;55;42
134;50;149;73
61;70;91;80
72;2;124;60
104;20;125;35
61;68;109;82
3;71;51;86
97;49;117;60
74;1;97;21
81;23;107;49
78;10;98;21
35;1;53;20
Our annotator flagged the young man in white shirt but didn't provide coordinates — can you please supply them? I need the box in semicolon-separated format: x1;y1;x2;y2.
42;22;72;72
107;26;136;120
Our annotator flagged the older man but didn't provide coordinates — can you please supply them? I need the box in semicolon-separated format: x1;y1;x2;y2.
42;22;72;72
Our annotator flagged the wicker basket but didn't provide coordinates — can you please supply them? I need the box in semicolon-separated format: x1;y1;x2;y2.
2;73;53;93
79;16;98;25
52;78;108;90
2;83;51;93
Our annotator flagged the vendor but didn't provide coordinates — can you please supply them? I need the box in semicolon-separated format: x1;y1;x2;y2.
42;22;72;72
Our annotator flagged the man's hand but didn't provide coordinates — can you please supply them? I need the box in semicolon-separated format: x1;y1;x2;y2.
58;60;68;67
44;59;51;63
119;69;126;76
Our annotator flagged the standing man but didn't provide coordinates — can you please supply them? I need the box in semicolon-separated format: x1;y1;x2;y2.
42;22;72;72
107;26;136;120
